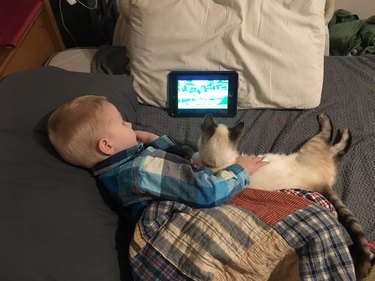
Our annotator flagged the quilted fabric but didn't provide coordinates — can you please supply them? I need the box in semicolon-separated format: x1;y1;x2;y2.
130;189;355;280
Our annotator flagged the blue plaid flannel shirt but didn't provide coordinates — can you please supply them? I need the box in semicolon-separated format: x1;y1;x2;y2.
92;135;250;220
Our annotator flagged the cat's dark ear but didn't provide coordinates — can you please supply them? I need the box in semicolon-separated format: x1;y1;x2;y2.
201;114;217;137
229;122;244;142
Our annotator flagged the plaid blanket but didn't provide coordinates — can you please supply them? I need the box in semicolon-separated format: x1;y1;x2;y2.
129;189;355;280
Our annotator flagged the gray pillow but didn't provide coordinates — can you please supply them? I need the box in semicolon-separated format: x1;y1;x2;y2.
0;66;138;131
0;66;138;281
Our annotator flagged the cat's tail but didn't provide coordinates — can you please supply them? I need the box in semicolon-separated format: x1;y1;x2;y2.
323;188;372;280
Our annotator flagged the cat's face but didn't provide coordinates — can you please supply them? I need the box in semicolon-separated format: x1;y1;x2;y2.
198;115;244;169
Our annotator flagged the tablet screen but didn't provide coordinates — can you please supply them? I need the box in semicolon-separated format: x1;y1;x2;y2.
168;71;238;117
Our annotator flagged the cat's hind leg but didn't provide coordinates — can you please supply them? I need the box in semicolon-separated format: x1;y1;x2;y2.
315;114;351;159
317;113;333;142
298;114;332;154
330;128;351;157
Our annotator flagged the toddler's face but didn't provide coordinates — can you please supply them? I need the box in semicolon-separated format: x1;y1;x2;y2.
102;102;138;153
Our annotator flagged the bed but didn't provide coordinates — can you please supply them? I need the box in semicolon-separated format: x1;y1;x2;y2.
0;0;374;281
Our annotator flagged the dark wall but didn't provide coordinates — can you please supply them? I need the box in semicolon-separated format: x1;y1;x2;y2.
49;0;117;48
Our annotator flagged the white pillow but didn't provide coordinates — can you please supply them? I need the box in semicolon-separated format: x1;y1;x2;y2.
126;0;326;109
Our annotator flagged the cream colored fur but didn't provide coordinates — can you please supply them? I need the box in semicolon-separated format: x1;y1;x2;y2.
197;124;240;171
196;114;349;192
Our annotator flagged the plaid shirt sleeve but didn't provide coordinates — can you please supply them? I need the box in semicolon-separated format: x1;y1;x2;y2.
147;135;175;150
102;141;250;208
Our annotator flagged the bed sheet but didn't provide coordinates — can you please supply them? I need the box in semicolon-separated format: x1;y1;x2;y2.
134;56;375;242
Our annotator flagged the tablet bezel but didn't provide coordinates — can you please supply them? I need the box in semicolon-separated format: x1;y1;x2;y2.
168;70;238;117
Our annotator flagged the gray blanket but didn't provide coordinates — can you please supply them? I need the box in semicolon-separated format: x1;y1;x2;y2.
134;56;375;241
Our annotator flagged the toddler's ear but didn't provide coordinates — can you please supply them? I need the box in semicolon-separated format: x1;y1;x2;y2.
98;138;115;155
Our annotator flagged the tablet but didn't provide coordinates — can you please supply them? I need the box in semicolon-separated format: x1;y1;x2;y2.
168;71;238;117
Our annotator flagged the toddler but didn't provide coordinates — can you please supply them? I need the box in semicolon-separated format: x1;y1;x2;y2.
48;95;267;221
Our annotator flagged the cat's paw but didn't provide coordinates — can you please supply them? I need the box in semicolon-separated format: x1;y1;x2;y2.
339;128;350;140
318;113;333;135
318;113;331;125
338;128;351;151
331;128;351;156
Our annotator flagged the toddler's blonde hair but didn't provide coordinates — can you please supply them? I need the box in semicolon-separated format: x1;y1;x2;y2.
48;95;108;168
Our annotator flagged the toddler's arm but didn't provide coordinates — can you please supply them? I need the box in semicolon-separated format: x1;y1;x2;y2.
135;130;159;144
123;149;251;208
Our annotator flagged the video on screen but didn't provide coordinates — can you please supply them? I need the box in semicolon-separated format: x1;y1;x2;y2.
177;79;229;110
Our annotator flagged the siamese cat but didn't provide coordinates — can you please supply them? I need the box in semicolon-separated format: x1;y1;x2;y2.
194;114;371;280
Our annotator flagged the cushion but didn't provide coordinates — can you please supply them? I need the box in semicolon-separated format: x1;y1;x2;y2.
45;48;98;73
0;66;139;281
126;0;326;109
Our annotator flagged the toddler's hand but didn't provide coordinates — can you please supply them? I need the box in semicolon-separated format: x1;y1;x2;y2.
135;131;159;144
235;155;269;175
